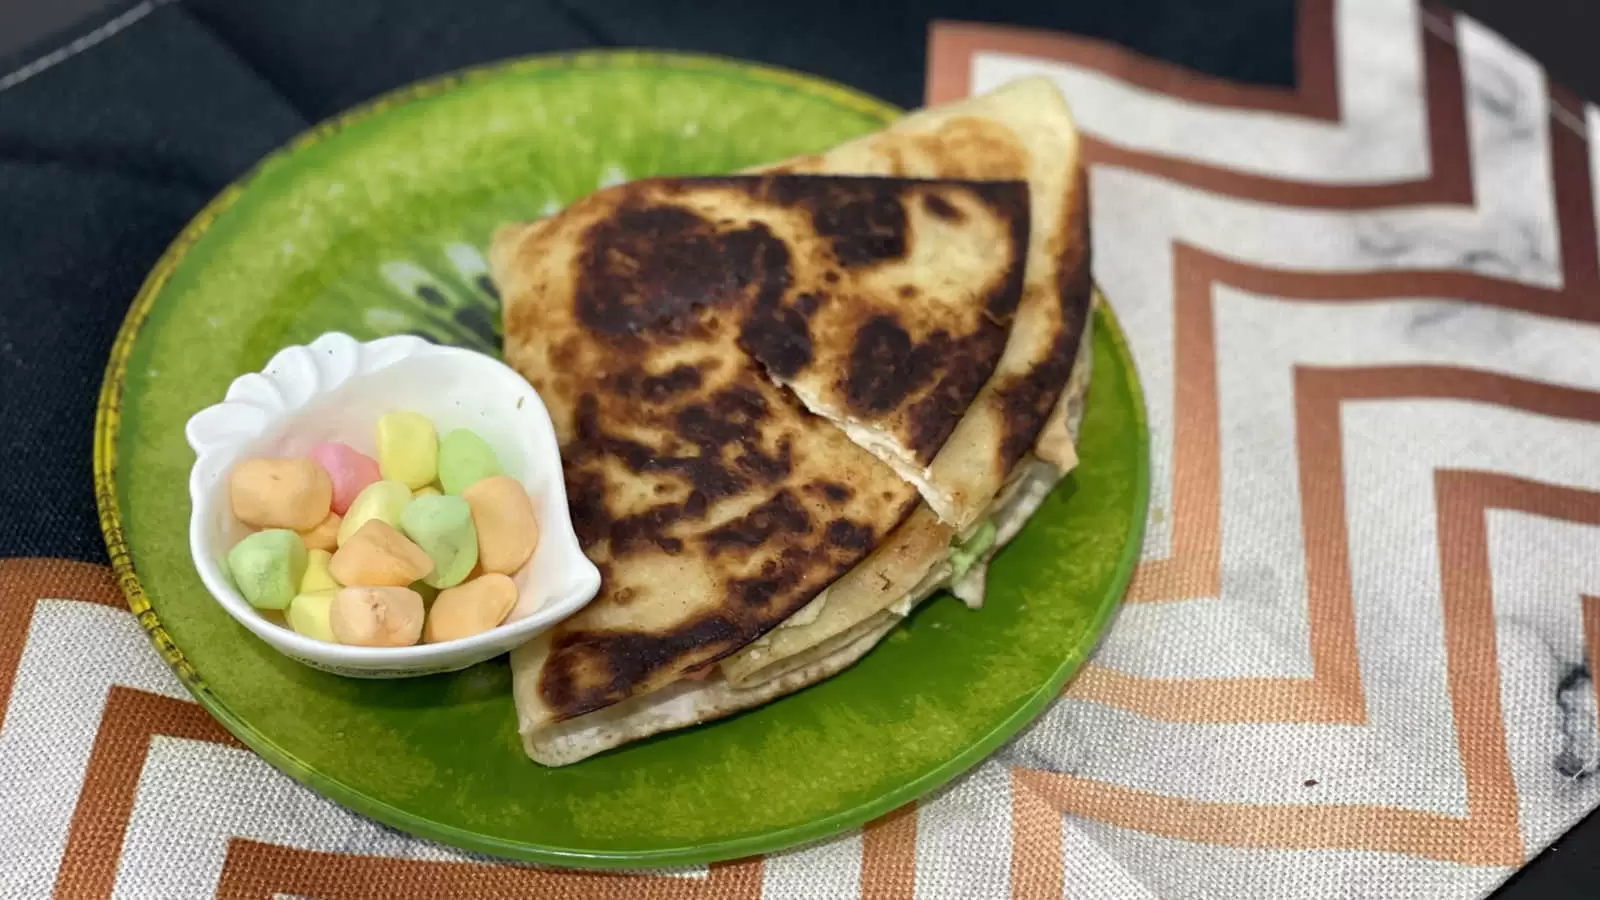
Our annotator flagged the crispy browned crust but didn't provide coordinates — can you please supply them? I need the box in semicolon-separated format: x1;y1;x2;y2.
496;173;1030;723
996;163;1092;470
758;78;1090;525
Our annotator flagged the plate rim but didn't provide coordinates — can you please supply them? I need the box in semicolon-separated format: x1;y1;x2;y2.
92;49;1150;868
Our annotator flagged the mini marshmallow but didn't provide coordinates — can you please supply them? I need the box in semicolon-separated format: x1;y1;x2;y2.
309;442;380;515
301;548;339;593
329;520;433;587
286;591;338;642
229;458;331;531
375;412;438;489
337;480;413;546
400;494;478;589
462;475;539;575
425;573;518;643
438;429;502;495
227;529;308;610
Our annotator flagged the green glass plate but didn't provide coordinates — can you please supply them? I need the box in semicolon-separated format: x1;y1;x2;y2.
93;51;1148;867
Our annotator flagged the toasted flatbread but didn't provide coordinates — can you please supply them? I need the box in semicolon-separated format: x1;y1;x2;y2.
501;77;1095;765
516;296;1099;766
758;76;1091;527
517;329;1090;764
494;173;1032;731
723;294;1097;685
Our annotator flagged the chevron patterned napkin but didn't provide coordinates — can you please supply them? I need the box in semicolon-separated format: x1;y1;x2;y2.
919;1;1600;897
6;0;1600;897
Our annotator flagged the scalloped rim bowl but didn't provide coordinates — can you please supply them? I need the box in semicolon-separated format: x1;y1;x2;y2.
185;332;601;678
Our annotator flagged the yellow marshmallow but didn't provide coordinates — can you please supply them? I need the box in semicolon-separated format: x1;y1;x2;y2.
286;591;338;642
414;485;442;498
300;549;339;592
336;480;412;546
376;412;438;489
329;520;433;587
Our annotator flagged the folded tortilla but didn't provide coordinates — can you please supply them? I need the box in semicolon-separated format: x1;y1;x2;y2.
760;76;1091;528
523;300;1094;766
498;77;1093;765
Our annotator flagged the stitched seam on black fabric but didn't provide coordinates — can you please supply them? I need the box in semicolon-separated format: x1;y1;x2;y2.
177;4;318;123
0;0;178;94
549;0;620;48
0;146;211;194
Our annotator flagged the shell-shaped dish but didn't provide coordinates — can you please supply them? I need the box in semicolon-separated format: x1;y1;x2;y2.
186;332;600;678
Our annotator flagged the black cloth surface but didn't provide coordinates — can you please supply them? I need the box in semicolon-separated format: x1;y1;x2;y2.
0;1;1589;895
0;0;1293;567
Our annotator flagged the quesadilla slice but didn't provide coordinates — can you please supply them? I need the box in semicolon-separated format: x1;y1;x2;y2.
518;297;1097;766
760;76;1091;528
493;172;1032;731
496;76;1094;766
722;292;1097;687
734;178;1031;510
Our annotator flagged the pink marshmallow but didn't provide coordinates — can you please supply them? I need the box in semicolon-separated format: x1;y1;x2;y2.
309;442;381;515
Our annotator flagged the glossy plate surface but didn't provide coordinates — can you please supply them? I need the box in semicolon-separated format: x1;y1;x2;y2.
94;51;1149;866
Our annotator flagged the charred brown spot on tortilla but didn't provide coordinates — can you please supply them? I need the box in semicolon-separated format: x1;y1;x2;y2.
996;168;1094;466
539;615;741;717
793;292;823;317
574;204;791;339
730;542;829;611
902;330;1008;458
702;489;812;556
824;519;875;551
738;304;813;379
897;285;918;299
909;117;1031;180
608;492;707;555
804;480;853;503
823;270;841;284
977;183;1031;320
647;364;704;397
550;337;584;371
759;176;910;268
565;470;611;548
922;193;963;222
842;315;945;414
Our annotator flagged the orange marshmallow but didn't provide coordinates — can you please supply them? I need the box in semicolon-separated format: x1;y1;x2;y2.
462;475;539;574
330;586;425;647
424;573;518;643
297;511;341;552
229;457;332;531
328;520;433;587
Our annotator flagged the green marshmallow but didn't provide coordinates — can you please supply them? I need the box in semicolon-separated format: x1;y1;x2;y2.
399;494;478;588
227;529;308;610
438;429;503;495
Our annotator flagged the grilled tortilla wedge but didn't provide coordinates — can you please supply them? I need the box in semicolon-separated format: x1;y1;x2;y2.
516;296;1096;767
499;76;1092;765
721;294;1096;687
759;75;1090;528
494;174;1032;734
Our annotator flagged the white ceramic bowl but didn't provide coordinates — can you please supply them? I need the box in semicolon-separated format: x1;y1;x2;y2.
185;332;601;678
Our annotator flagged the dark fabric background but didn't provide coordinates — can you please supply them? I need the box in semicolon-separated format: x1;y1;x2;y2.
0;1;1592;894
0;0;1296;565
